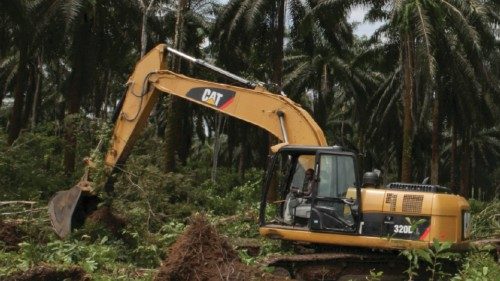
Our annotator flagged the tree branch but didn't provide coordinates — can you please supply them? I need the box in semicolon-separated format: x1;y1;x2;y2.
0;201;37;206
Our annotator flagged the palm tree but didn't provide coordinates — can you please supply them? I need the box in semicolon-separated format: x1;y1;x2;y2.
365;0;498;186
283;13;380;167
164;0;188;172
54;0;146;174
1;0;35;145
164;0;215;172
211;0;359;173
0;0;79;144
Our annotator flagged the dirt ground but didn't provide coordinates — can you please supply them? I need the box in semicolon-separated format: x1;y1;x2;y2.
0;220;24;251
4;265;89;281
154;214;291;281
86;206;126;235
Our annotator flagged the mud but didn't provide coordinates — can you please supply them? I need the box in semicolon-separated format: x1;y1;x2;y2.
86;206;126;235
155;214;290;281
4;265;88;281
0;220;24;251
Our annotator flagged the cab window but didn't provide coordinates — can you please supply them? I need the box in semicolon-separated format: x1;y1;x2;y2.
317;154;357;198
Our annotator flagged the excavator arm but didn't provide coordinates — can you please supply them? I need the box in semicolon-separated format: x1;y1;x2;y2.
106;44;326;168
49;44;326;238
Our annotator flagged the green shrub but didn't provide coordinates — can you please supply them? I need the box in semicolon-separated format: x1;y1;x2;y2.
469;199;500;238
452;250;500;281
0;130;69;200
2;238;122;274
401;239;460;281
0;117;108;201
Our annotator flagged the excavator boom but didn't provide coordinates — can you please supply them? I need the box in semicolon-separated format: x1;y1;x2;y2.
106;44;326;168
49;44;326;238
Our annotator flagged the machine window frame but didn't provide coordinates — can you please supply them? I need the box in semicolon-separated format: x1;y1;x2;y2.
308;151;361;233
313;151;360;199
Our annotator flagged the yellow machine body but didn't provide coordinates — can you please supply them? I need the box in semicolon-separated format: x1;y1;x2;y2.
260;188;471;250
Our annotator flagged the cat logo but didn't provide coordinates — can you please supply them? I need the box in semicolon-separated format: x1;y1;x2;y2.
186;87;236;109
201;89;223;106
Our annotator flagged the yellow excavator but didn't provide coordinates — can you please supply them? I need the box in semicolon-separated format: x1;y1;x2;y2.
49;44;479;279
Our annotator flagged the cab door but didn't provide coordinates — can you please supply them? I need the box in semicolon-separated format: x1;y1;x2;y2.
309;152;360;233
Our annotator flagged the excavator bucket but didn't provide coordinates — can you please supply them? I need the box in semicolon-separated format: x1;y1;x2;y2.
48;180;94;239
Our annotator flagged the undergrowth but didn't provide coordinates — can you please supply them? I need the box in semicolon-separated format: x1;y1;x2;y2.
0;126;270;280
0;127;498;280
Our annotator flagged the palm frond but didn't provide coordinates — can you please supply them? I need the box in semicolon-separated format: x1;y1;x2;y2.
284;60;312;89
441;0;480;54
244;0;267;31
59;0;84;25
414;1;435;81
227;0;251;38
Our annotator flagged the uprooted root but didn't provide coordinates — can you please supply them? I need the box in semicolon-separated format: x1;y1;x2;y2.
155;213;241;280
155;213;290;281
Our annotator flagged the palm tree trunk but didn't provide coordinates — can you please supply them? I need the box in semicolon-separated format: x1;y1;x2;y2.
226;119;236;167
238;141;247;179
140;12;148;57
194;113;205;143
7;49;28;145
64;13;97;175
165;99;182;172
98;70;111;119
430;94;439;184
314;63;328;129
64;82;81;175
22;67;35;128
459;130;471;198
165;0;187;172
31;54;43;129
138;0;156;58
450;119;457;193
401;32;414;182
211;114;224;182
172;0;186;69
265;0;285;154
272;0;285;89
471;157;477;199
0;86;5;110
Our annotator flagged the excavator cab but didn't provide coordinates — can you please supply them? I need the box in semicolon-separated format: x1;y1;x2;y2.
260;146;360;234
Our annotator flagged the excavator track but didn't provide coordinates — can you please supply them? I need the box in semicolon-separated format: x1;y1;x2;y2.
264;237;500;281
265;251;409;281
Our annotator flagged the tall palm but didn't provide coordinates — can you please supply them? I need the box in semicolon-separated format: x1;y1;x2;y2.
165;0;189;172
61;0;149;174
164;0;215;172
284;19;380;164
365;0;498;186
211;0;306;174
211;0;356;173
1;0;36;145
0;0;78;144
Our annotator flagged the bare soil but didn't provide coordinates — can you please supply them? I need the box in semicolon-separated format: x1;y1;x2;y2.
86;206;126;235
0;220;24;251
154;214;290;281
4;265;89;281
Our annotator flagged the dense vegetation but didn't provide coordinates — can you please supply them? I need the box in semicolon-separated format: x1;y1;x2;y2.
0;0;499;280
1;0;498;198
